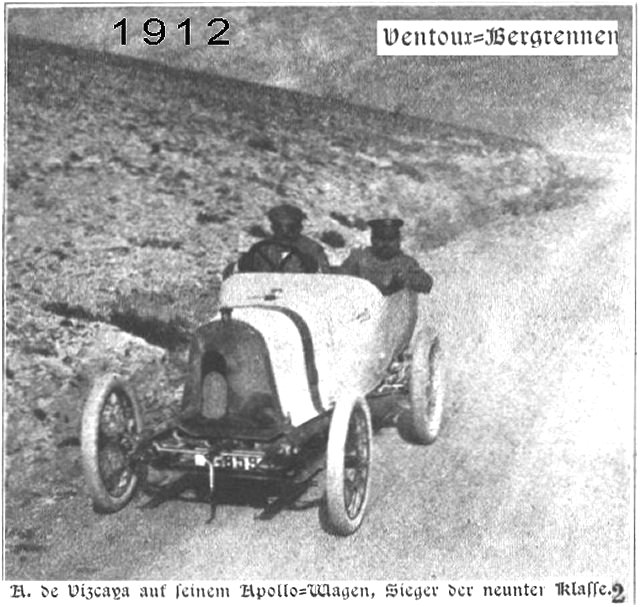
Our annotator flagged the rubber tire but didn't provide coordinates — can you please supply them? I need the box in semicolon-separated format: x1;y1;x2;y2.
323;396;373;536
403;332;445;445
81;374;144;513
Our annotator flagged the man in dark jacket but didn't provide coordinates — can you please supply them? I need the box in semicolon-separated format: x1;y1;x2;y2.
230;204;329;275
340;218;433;295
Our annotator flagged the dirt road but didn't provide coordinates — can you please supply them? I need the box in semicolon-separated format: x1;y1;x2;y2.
14;144;631;582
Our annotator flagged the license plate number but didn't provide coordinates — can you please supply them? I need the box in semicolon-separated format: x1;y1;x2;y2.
194;452;263;470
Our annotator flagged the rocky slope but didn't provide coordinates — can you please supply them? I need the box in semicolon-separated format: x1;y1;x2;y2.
8;6;632;151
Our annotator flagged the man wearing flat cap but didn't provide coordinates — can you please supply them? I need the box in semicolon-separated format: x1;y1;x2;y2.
233;203;329;275
340;218;433;295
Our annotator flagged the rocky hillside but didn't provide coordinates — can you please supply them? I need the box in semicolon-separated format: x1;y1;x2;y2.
8;6;632;151
5;35;586;518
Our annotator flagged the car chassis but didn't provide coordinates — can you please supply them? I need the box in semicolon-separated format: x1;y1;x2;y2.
82;273;445;535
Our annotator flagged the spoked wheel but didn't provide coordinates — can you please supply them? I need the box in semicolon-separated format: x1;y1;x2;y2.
81;374;144;512
400;331;445;445
323;396;372;536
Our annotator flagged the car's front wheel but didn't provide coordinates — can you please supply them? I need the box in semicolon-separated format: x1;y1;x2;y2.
81;374;144;512
322;396;372;536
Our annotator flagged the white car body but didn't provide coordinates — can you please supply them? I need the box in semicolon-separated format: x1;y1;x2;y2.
218;273;417;426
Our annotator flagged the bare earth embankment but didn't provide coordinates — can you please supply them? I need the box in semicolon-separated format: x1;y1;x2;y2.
4;19;633;583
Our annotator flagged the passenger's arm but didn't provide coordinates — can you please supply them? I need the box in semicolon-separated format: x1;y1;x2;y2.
405;261;433;293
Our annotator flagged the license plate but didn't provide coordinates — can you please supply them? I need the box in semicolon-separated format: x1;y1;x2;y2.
194;451;263;471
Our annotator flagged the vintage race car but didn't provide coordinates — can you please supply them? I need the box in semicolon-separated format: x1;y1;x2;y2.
81;270;445;536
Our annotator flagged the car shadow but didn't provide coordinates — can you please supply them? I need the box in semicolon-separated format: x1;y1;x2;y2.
138;470;323;523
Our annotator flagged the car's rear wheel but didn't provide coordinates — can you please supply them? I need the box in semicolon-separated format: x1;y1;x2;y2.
401;331;445;444
81;374;144;512
323;396;372;536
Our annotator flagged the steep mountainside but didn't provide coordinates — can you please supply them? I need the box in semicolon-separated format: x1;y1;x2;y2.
8;6;632;153
5;35;589;561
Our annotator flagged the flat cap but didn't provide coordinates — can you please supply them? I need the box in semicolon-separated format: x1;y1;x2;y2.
367;218;404;238
267;204;307;223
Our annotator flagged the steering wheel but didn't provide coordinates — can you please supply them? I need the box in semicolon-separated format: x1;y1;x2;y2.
238;239;319;273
